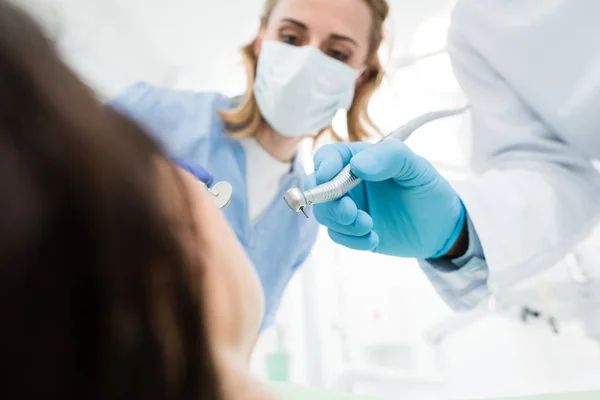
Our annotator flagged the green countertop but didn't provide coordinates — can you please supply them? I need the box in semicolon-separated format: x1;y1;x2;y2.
480;392;599;400
268;383;599;400
268;383;378;400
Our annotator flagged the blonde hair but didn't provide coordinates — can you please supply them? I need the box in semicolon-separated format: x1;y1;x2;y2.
219;0;390;142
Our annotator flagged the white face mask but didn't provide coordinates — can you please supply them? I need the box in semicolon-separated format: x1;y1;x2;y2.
253;40;361;137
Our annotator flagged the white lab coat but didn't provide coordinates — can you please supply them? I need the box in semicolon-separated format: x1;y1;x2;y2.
427;0;600;307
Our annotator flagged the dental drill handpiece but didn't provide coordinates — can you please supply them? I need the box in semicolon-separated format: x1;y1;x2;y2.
284;105;470;217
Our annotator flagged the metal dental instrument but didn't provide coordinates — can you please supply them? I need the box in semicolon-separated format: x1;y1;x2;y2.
204;181;233;209
284;105;471;217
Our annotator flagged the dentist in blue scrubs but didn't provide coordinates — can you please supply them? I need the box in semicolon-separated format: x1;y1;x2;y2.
111;0;390;328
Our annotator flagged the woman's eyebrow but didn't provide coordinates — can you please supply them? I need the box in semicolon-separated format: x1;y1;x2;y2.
280;18;307;30
329;33;358;46
280;18;358;46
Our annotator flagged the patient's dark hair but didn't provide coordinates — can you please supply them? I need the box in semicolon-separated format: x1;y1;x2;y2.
0;2;220;399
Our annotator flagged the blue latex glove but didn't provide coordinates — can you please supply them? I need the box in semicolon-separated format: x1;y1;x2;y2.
306;141;466;259
175;159;214;186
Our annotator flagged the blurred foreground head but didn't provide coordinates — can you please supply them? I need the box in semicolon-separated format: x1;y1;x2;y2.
0;2;267;399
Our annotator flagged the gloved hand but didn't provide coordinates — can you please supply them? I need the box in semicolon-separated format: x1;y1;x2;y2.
175;159;214;187
306;141;466;259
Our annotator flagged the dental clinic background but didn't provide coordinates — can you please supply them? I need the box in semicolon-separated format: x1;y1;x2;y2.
24;0;600;399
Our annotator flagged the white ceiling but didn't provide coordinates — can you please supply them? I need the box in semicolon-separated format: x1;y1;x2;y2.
21;0;453;98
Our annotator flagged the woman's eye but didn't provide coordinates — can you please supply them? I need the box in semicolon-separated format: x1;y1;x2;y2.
280;33;300;46
328;49;349;62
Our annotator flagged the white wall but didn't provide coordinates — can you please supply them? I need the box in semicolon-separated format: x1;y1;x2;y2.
21;0;263;98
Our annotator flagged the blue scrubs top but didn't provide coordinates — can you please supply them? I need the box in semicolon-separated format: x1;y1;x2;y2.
111;82;319;329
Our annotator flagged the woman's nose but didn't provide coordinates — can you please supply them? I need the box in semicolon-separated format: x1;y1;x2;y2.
306;38;325;52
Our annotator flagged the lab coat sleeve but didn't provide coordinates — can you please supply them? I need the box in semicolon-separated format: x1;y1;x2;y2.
420;216;490;311
420;15;600;310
